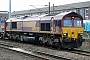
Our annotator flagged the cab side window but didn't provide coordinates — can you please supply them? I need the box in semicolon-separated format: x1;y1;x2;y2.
55;20;61;28
59;20;61;28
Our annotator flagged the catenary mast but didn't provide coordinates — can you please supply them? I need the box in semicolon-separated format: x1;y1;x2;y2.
9;0;11;18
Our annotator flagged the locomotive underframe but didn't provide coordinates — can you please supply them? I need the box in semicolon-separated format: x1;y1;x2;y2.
62;38;85;48
2;31;84;49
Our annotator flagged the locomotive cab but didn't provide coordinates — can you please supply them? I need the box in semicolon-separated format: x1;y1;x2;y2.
61;12;85;48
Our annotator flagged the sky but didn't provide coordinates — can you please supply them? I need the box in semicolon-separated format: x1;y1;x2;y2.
0;0;90;12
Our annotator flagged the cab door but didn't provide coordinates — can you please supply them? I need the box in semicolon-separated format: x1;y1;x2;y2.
54;20;61;33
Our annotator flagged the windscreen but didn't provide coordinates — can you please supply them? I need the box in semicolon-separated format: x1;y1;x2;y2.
74;20;82;27
64;20;72;27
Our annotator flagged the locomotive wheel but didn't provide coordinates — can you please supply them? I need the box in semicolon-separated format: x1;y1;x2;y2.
15;37;18;42
8;35;11;40
61;41;67;49
20;36;24;42
54;42;59;47
54;42;61;49
76;41;82;48
15;36;20;42
39;40;43;45
46;41;50;46
3;33;5;40
15;37;19;42
39;37;43;45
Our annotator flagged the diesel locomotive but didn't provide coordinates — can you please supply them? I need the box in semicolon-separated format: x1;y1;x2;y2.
2;11;85;48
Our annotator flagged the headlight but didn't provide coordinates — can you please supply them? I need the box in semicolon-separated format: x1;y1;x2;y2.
63;33;68;36
78;34;83;36
63;34;66;36
80;34;83;36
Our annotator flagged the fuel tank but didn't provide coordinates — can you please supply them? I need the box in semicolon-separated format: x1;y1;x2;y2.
23;36;38;43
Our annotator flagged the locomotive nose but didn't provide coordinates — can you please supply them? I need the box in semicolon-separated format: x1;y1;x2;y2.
62;27;84;39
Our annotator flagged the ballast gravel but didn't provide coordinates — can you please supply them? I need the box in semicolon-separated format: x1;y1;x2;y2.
0;40;90;60
0;47;43;60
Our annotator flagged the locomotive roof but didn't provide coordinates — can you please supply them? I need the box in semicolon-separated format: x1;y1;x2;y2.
54;11;72;20
40;11;73;20
6;17;22;22
7;11;81;22
23;17;40;21
40;16;54;20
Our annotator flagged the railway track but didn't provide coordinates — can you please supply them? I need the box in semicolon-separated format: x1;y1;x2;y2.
0;43;71;60
67;49;90;56
0;43;50;60
0;39;90;60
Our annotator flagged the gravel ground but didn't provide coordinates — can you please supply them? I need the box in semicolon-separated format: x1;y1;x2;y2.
0;47;43;60
79;39;90;51
0;40;90;60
